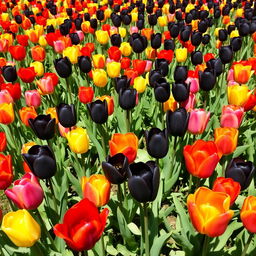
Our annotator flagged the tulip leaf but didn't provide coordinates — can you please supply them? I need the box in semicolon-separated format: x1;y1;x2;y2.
150;231;172;256
116;244;137;256
127;222;141;236
232;144;253;158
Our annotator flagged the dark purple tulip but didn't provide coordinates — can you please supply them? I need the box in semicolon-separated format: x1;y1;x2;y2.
154;78;170;103
56;103;76;128
87;100;108;124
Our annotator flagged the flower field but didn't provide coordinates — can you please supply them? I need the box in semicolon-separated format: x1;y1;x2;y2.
0;0;256;255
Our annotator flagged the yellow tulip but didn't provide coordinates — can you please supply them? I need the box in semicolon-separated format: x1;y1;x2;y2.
186;3;195;13
227;84;250;106
119;27;127;38
34;25;44;37
104;8;112;19
66;127;89;154
63;46;80;64
1;13;9;22
163;95;177;112
30;62;44;77
236;8;243;17
93;69;108;87
1;33;13;46
92;54;106;69
175;48;188;63
95;30;109;45
230;30;239;38
106;62;121;78
133;76;147;93
158;16;167;27
38;35;47;47
131;13;138;22
119;42;132;56
1;210;41;247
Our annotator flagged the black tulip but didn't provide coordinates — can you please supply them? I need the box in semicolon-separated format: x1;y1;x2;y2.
148;14;157;26
180;28;191;42
59;22;70;36
54;57;72;78
230;37;242;52
14;15;22;24
219;45;233;64
102;153;128;184
111;34;122;47
151;33;162;49
74;18;82;30
202;34;210;45
191;51;203;65
29;115;55;140
2;66;17;82
149;70;162;87
129;34;147;54
122;14;132;25
206;58;223;77
78;56;92;73
128;161;160;203
218;29;228;41
198;19;208;33
115;75;130;93
111;14;122;27
172;82;190;102
174;65;188;83
191;31;202;46
185;13;193;23
69;33;80;45
84;13;90;21
90;18;97;29
166;108;189;137
47;25;55;33
225;158;255;190
199;68;216;91
56;103;76;128
137;19;144;30
96;10;105;21
170;23;180;38
164;39;175;50
22;145;56;179
238;22;250;37
145;128;169;158
87;100;108;124
227;24;236;34
119;88;137;110
154;78;170;103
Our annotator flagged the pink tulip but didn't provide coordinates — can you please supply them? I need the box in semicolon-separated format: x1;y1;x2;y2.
25;90;41;108
145;60;152;72
220;105;244;129
186;77;199;93
227;68;234;82
181;92;196;111
76;30;84;41
37;76;55;95
5;173;44;210
188;108;210;134
0;89;13;104
130;26;138;34
53;40;65;53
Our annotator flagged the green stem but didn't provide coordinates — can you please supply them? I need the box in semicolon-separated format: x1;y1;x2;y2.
188;174;193;193
126;110;131;132
81;251;88;256
100;235;105;256
202;235;210;256
33;243;44;256
65;78;72;104
241;233;254;256
143;203;150;256
48;178;58;213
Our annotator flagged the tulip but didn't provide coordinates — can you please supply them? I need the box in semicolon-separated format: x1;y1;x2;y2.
54;57;72;78
154;78;170;103
214;127;238;156
19;107;37;127
129;33;148;54
207;58;223;76
92;69;108;88
188;109;210;135
149;70;162;87
78;86;94;104
187;187;234;237
163;95;177;112
133;76;147;93
96;95;114;116
1;83;21;101
2;66;17;82
102;153;128;184
22;145;56;179
233;64;252;84
81;174;110;207
133;59;146;75
227;84;249;107
151;33;162;49
0;154;13;189
87;100;108;124
119;88;137;110
56;103;76;128
17;67;37;83
5;173;44;210
66;127;89;154
231;37;242;52
53;40;65;53
63;46;80;64
37;76;55;95
219;46;233;64
54;198;109;251
115;76;130;93
25;90;41;108
183;140;219;178
180;92;196;111
30;62;44;77
110;35;122;48
109;133;138;163
155;59;169;76
0;89;13;104
78;56;92;73
220;105;244;129
199;69;216;91
174;66;188;83
166;108;189;137
191;51;203;65
108;46;121;61
175;48;188;63
172;82;190;102
145;128;169;158
128;161;159;203
9;45;26;61
0;103;14;125
0;132;6;152
92;54;105;69
225;158;255;190
1;209;41;247
95;30;109;45
240;196;256;233
28;114;55;140
31;46;45;62
106;62;121;78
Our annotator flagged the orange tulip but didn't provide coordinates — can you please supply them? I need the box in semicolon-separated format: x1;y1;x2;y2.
187;187;234;237
31;46;46;62
240;196;256;233
109;133;138;163
233;64;252;84
19;106;37;126
81;174;111;207
0;103;14;125
214;127;238;157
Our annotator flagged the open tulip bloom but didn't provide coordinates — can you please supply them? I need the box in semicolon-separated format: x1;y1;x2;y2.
1;0;256;255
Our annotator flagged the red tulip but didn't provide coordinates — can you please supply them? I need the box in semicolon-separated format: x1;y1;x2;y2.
0;154;13;190
0;132;6;152
240;196;256;233
108;46;121;62
9;45;26;61
121;57;131;69
1;83;21;101
132;59;146;75
17;35;29;47
54;198;109;251
78;86;94;104
18;67;37;83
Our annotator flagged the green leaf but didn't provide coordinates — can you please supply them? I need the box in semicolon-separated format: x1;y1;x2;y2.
150;231;172;256
127;223;141;236
232;144;253;158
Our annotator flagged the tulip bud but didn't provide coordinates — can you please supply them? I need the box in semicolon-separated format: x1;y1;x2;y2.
188;109;210;135
56;103;76;128
172;82;190;102
87;100;108;124
154;78;170;103
54;57;72;78
119;88;137;110
199;69;216;91
191;51;203;65
219;46;233;65
25;90;41;108
151;33;162;49
78;56;92;73
174;66;188;83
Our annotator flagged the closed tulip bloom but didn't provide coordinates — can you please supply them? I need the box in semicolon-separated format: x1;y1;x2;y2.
102;153;128;184
227;85;249;107
109;133;138;163
199;69;216;91
81;174;110;207
214;127;238;156
25;90;41;108
174;66;188;83
219;46;233;64
175;48;187;63
66;127;89;154
166;108;189;137
115;76;130;93
53;40;65;53
212;177;241;206
2;66;17;82
133;76;147;93
0;89;13;104
95;30;109;45
31;46;45;62
96;95;114;116
19;107;37;127
0;103;14;125
18;67;37;83
128;161;159;203
172;82;190;102
57;103;76;128
9;45;26;61
1;209;41;247
22;145;56;179
233;64;252;84
154;78;170;103
37;76;55;95
145;128;168;158
63;46;80;65
87;100;108;124
5;173;44;210
107;62;121;78
78;86;94;104
54;198;109;251
0;132;6;151
78;56;92;73
28;114;55;140
92;54;105;69
1;83;21;101
183;140;219;178
187;187;234;237
225;158;255;190
240;196;256;233
188;109;210;135
163;95;177;112
30;62;44;77
0;154;13;189
54;57;72;78
120;42;132;56
93;69;108;88
220;105;244;129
